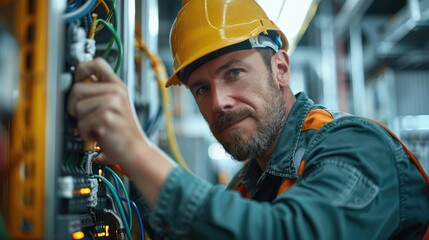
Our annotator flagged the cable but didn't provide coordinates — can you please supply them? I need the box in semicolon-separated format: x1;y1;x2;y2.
83;13;93;37
144;104;163;137
121;198;145;240
64;0;97;23
66;0;83;12
105;166;132;230
100;0;118;60
92;174;132;240
93;0;112;33
135;37;192;172
94;18;123;73
88;13;98;40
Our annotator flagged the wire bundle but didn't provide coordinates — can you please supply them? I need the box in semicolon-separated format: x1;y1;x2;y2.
92;166;146;240
135;36;192;172
64;0;123;73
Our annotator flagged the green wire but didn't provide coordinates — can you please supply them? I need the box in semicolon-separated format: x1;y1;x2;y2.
95;19;123;73
92;174;132;239
105;166;133;230
99;0;119;70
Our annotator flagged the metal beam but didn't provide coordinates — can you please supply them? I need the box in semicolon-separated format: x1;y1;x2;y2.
334;0;376;39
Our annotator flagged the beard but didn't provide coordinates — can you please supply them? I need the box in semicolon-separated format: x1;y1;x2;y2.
210;79;286;161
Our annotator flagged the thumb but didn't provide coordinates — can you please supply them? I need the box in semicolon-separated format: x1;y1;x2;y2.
93;152;111;165
75;58;119;84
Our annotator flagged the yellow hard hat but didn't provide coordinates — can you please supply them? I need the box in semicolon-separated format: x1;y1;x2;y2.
166;0;289;87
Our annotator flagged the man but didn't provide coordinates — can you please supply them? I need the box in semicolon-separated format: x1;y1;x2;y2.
68;0;429;239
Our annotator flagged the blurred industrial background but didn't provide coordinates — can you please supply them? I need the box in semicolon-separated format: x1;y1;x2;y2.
0;0;428;239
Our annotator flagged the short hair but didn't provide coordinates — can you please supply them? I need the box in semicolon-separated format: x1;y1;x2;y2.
256;47;275;72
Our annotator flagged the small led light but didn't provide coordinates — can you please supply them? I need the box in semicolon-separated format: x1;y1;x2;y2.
79;188;91;194
71;231;85;240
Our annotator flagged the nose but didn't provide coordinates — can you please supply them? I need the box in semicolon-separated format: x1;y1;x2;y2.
211;83;234;113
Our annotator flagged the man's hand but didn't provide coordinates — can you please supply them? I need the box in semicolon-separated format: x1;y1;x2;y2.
68;58;146;165
68;58;174;206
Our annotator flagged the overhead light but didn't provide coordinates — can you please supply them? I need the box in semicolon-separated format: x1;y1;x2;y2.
257;0;320;54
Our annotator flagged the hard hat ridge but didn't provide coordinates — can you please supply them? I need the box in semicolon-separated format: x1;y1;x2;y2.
166;0;289;87
179;31;282;84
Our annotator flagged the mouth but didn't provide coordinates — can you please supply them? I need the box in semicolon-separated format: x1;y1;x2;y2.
219;117;247;132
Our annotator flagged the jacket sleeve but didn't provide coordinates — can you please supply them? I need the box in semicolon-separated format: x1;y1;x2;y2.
148;119;416;240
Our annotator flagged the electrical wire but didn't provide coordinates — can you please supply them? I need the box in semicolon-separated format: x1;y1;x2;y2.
100;0;118;59
88;13;98;39
135;37;192;172
105;166;132;230
93;0;110;12
66;0;83;12
83;13;93;35
93;0;112;33
92;174;132;240
121;198;145;240
144;104;163;137
64;0;97;23
94;18;123;72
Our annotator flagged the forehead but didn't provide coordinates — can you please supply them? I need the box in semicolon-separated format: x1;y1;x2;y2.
188;49;262;78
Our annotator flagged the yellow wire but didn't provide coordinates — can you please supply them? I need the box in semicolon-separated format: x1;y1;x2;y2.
89;13;98;39
93;0;112;33
135;37;192;173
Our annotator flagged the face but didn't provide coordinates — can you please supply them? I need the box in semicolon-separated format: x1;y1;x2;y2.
188;49;286;161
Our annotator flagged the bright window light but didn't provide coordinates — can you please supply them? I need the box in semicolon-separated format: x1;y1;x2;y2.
257;0;318;53
208;143;230;161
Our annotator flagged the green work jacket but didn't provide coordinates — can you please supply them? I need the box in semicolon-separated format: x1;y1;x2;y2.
148;92;429;239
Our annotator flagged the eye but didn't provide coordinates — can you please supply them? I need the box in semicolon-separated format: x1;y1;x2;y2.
194;85;209;96
226;68;242;79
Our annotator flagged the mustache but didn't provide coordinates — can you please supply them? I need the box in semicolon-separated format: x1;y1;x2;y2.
213;108;255;132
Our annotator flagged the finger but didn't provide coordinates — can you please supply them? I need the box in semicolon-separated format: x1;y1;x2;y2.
76;102;112;142
74;92;111;119
68;82;126;117
75;58;119;84
93;152;111;165
72;83;123;118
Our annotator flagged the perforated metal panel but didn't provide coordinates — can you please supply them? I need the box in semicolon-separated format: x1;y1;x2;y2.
394;70;429;116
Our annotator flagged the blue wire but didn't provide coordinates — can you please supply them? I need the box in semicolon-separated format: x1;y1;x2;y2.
92;175;132;239
84;13;92;34
64;0;97;23
66;0;83;12
121;198;145;240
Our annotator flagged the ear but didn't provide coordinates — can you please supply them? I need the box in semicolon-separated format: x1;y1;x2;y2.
272;50;290;87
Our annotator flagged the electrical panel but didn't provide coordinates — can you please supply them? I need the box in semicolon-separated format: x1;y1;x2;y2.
57;1;139;239
0;1;146;239
1;0;194;239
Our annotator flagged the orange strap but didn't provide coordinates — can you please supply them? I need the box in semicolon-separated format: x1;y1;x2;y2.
424;226;429;240
277;160;306;195
302;109;334;131
111;164;131;179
